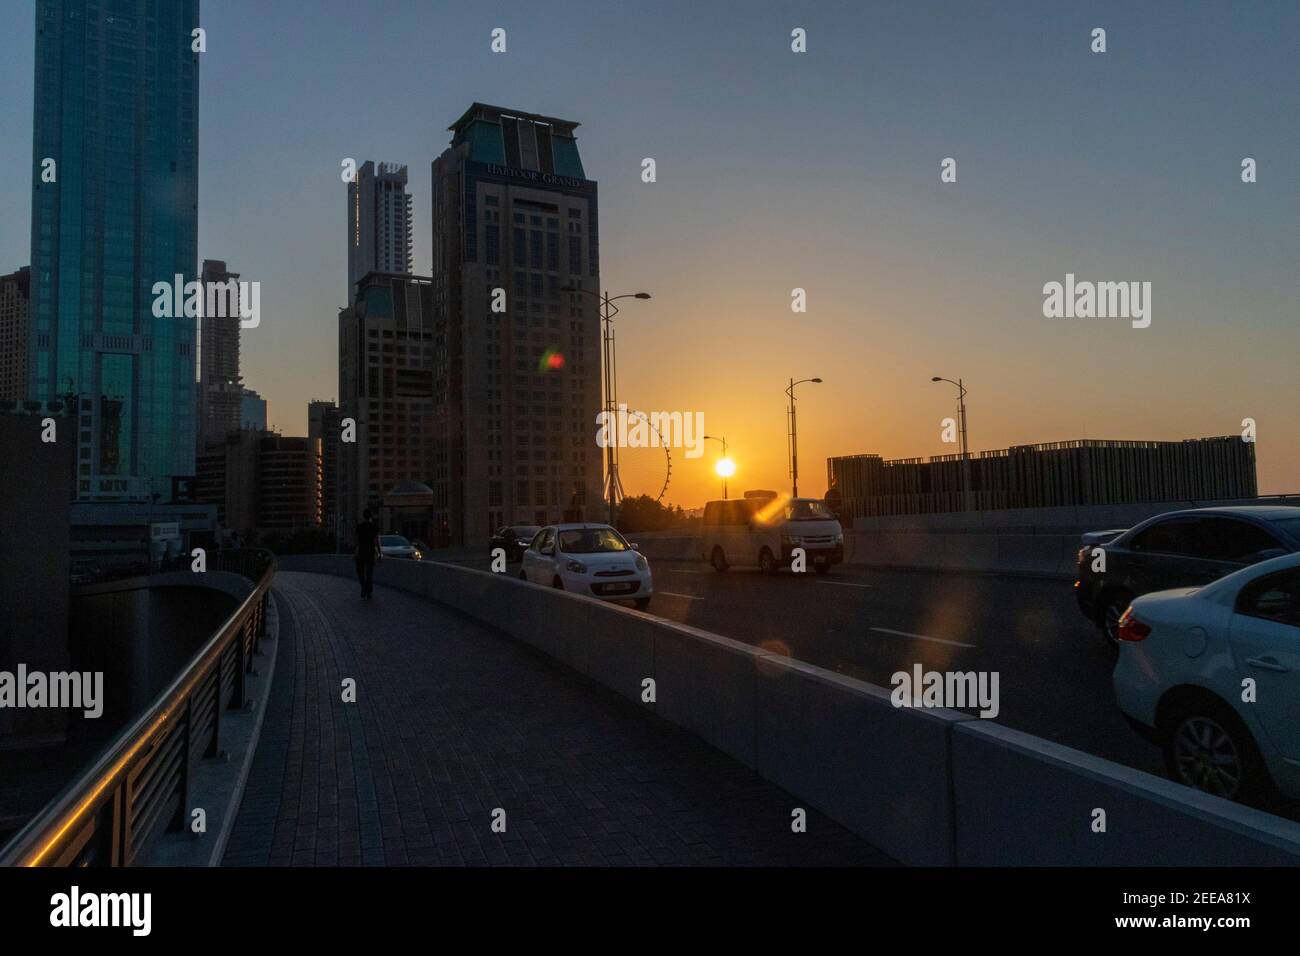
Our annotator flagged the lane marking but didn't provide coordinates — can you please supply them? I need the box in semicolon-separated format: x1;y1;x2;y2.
869;627;976;649
816;580;873;589
656;591;706;601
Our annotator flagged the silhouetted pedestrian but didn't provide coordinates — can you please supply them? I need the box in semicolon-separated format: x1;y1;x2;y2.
355;508;381;599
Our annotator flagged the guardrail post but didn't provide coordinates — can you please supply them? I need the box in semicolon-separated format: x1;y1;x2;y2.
174;697;192;834
232;617;248;709
118;777;133;866
206;667;222;758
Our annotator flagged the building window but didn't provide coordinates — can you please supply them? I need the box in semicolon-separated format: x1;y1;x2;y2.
485;225;499;266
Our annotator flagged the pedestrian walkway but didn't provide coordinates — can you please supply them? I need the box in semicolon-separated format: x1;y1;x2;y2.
223;571;894;866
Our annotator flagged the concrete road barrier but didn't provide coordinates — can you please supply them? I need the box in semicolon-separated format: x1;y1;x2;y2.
952;721;1300;865
753;655;967;866
275;554;1300;866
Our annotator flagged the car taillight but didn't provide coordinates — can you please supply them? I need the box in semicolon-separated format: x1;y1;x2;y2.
1116;607;1151;642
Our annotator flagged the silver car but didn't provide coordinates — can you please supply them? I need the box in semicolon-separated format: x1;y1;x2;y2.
1113;551;1300;804
378;534;421;560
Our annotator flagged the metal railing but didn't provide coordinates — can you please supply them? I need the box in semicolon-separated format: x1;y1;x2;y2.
0;548;277;867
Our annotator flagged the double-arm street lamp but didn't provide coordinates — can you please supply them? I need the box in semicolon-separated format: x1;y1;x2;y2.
931;375;971;510
786;377;822;498
562;285;651;524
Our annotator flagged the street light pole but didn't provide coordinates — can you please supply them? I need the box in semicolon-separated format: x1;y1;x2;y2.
785;377;823;499
704;434;728;498
931;376;971;510
563;285;650;525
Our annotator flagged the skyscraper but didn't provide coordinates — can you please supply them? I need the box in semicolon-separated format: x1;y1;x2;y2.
0;267;30;403
29;0;200;501
337;272;441;539
197;259;243;450
347;161;413;304
430;103;603;546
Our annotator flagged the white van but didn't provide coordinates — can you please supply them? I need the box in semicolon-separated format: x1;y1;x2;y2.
700;494;844;574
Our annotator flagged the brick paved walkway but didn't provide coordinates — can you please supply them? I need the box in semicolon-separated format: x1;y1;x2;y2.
222;571;894;866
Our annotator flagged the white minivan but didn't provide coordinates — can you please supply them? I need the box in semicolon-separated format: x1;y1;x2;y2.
701;494;844;574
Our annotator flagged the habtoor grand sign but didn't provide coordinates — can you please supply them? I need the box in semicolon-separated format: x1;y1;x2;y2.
477;162;589;190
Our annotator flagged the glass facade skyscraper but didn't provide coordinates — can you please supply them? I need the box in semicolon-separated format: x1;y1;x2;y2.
29;0;200;501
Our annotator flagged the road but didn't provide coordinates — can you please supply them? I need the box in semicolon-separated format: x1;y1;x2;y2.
444;551;1161;776
643;558;1160;773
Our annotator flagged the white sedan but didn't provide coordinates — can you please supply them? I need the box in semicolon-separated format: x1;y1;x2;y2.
1113;551;1300;805
378;534;421;560
520;523;653;610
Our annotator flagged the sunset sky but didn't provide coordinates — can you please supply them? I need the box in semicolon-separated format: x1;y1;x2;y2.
2;0;1296;507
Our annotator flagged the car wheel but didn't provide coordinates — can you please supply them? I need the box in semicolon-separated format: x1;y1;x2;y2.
813;561;831;575
1099;590;1133;649
758;547;779;575
710;547;728;572
634;597;651;610
552;576;564;590
1161;698;1270;805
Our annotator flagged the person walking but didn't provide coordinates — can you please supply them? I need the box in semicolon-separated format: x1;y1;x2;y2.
355;508;381;599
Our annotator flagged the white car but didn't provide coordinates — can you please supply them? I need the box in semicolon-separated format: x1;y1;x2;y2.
520;523;653;609
1113;551;1300;804
378;534;422;560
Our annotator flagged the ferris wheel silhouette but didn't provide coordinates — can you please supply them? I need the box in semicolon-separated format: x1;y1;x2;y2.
606;408;672;506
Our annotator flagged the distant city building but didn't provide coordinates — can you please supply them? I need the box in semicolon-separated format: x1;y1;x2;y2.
337;273;440;541
195;431;322;539
197;260;244;450
430;103;604;546
827;437;1259;521
29;0;200;502
347;161;413;304
0;267;30;402
260;435;324;533
308;400;341;532
240;388;267;430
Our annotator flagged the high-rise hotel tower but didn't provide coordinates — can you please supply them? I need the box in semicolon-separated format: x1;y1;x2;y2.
430;104;604;546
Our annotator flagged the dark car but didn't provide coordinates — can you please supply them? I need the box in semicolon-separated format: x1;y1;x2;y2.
489;525;542;563
1076;506;1300;647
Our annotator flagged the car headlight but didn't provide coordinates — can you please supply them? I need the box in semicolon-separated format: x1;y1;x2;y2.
566;560;587;573
833;533;843;545
781;533;800;547
635;555;648;571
